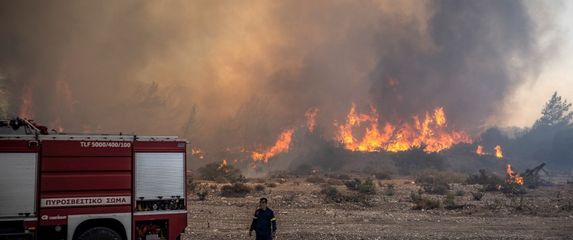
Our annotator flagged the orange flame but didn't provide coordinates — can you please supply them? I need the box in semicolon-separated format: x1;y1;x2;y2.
218;159;228;170
475;145;485;155
494;145;503;159
434;107;447;127
506;164;524;185
192;147;204;159
251;128;294;163
305;107;319;133
336;103;470;153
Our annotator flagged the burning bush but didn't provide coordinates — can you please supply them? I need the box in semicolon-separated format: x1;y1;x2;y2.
198;162;246;183
220;183;251;197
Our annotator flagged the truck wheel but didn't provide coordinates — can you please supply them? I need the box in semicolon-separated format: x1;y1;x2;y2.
77;227;122;240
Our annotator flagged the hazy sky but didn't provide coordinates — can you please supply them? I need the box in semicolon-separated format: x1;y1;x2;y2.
503;1;573;127
0;0;569;140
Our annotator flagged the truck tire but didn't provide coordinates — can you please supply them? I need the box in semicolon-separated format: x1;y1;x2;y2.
76;227;122;240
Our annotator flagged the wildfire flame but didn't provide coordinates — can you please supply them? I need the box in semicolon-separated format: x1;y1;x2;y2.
475;145;485;155
251;128;294;163
494;145;503;158
506;164;524;185
336;103;470;153
305;107;319;133
191;147;204;159
218;159;228;170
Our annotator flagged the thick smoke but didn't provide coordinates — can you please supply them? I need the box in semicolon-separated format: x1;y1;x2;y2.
0;1;557;165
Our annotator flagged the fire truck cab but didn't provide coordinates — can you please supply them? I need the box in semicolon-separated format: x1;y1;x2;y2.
0;118;188;240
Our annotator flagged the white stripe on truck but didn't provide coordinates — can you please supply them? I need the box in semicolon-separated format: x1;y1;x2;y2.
41;196;131;207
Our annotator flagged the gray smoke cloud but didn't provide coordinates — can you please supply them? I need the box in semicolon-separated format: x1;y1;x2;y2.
0;0;559;165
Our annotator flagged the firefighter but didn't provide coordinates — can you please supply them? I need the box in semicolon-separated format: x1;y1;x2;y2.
249;197;277;240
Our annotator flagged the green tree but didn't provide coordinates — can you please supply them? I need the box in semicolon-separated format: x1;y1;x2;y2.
533;92;573;129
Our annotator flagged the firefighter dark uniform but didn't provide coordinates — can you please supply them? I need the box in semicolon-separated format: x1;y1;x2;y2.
250;208;277;240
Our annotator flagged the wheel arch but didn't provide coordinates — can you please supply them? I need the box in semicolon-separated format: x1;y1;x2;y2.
68;213;131;240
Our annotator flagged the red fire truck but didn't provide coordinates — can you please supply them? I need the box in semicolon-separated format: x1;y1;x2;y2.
0;118;188;240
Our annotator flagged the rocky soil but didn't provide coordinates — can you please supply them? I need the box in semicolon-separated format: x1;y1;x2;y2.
182;177;573;240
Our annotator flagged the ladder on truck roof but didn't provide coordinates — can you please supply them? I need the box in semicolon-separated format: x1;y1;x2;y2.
0;118;185;141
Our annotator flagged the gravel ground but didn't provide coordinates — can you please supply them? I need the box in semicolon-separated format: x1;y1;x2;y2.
182;177;573;240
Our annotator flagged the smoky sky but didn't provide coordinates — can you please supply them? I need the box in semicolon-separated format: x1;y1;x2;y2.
0;1;558;157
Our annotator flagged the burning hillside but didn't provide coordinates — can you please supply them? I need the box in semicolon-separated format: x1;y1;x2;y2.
1;0;564;173
336;104;470;153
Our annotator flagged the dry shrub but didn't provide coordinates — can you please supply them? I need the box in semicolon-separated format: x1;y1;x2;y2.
410;191;441;210
384;184;395;196
320;185;341;203
320;185;372;206
422;183;449;195
198;162;246;183
220;183;251;197
443;192;456;207
471;191;484;201
466;169;504;191
276;178;287;184
416;170;466;185
254;184;266;192
253;178;266;184
196;183;209;201
283;193;297;202
325;173;351;180
214;176;227;183
344;178;376;194
374;171;392;180
187;177;197;192
326;178;344;186
415;170;465;195
306;176;325;184
340;194;371;206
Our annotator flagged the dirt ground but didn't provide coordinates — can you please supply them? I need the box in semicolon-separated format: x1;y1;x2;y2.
182;177;573;240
